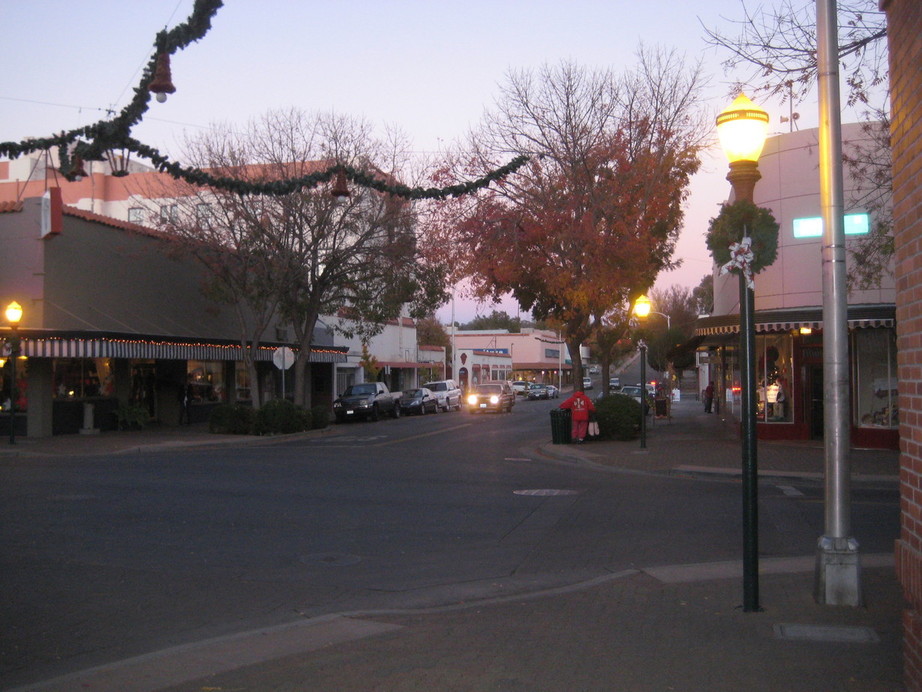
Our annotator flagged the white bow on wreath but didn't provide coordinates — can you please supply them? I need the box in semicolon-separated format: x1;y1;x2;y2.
720;235;755;290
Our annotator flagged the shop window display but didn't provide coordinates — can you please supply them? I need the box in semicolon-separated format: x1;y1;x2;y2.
2;356;28;411
235;363;251;402
854;328;898;429
756;335;793;423
187;360;226;404
53;358;115;399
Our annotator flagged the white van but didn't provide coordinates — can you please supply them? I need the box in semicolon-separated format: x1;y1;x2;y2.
422;379;462;412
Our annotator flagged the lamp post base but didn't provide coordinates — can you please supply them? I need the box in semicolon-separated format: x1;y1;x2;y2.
814;536;862;606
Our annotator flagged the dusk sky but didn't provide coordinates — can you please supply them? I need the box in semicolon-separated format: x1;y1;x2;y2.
1;1;835;322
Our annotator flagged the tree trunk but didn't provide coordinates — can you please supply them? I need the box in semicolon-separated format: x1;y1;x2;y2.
293;310;319;408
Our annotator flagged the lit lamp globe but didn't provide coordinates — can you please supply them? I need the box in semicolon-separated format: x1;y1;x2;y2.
632;294;652;320
716;94;769;203
5;301;22;326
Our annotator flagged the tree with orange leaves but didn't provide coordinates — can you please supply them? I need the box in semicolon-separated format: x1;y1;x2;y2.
426;50;709;382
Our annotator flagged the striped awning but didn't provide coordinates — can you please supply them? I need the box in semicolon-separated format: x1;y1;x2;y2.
696;305;895;337
6;332;348;363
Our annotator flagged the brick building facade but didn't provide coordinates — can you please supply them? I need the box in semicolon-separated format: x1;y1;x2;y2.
882;0;922;688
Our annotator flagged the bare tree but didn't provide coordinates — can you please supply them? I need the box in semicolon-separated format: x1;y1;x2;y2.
152;109;446;407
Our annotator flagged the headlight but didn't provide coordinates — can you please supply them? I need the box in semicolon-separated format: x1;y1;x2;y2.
489;395;499;404
333;401;342;408
467;394;478;405
357;399;371;408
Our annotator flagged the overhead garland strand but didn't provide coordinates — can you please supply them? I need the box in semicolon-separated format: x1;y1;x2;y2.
0;0;528;199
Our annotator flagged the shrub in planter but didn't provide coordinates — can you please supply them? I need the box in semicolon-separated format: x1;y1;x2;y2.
310;405;330;430
254;399;311;436
594;393;642;441
209;404;255;434
115;402;149;430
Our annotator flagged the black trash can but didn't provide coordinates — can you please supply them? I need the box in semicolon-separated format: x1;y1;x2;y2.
550;407;572;444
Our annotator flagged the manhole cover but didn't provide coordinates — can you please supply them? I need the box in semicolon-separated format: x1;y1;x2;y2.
300;553;362;567
514;489;579;496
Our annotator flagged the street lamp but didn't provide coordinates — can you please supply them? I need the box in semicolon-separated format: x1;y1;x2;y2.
632;297;653;450
5;301;23;445
633;294;671;329
716;93;769;613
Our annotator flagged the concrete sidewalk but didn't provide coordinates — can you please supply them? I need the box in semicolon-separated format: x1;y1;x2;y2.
3;398;905;691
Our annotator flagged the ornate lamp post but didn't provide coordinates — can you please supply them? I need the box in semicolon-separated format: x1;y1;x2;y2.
633;294;670;329
716;94;769;612
5;301;23;445
632;296;654;450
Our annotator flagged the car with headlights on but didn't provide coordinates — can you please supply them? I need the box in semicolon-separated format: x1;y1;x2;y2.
466;381;516;413
398;387;439;415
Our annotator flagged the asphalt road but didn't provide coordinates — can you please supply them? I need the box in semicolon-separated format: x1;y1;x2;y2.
0;397;899;689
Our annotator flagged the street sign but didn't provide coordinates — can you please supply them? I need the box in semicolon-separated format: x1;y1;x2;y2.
273;346;295;370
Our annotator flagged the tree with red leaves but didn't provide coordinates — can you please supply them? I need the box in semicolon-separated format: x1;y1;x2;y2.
425;50;709;382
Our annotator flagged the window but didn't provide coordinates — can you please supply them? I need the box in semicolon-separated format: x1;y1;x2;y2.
853;328;898;429
127;207;146;225
187;361;226;404
755;334;793;423
160;204;178;224
235;363;251;402
53;358;115;399
196;203;212;227
792;213;870;238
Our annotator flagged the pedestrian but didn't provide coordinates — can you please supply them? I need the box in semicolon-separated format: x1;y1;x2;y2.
559;387;596;444
178;378;192;425
704;381;714;414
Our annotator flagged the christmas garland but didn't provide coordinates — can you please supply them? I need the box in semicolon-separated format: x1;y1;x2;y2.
706;200;780;282
0;0;528;200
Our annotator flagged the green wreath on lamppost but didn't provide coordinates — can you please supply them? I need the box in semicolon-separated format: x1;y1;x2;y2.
706;200;780;278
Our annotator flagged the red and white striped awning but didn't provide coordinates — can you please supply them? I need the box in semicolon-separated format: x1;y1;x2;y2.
7;334;347;363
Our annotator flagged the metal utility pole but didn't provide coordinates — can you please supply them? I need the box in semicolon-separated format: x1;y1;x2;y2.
814;0;861;606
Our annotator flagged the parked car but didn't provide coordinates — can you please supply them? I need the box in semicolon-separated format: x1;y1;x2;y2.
333;382;401;422
467;381;516;413
596;384;621;400
526;383;550;400
511;380;530;396
618;385;651;414
582;376;593;390
422;379;462;412
398;387;439;415
545;384;559;399
609;376;621;389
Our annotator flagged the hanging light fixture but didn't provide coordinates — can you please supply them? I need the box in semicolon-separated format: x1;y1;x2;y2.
70;156;88;182
148;52;176;103
105;148;132;177
331;167;351;200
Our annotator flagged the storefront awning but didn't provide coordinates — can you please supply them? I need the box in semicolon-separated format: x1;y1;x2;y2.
695;304;895;337
5;330;348;363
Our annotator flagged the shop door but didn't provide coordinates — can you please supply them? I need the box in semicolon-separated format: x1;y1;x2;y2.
131;364;158;420
808;365;824;439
